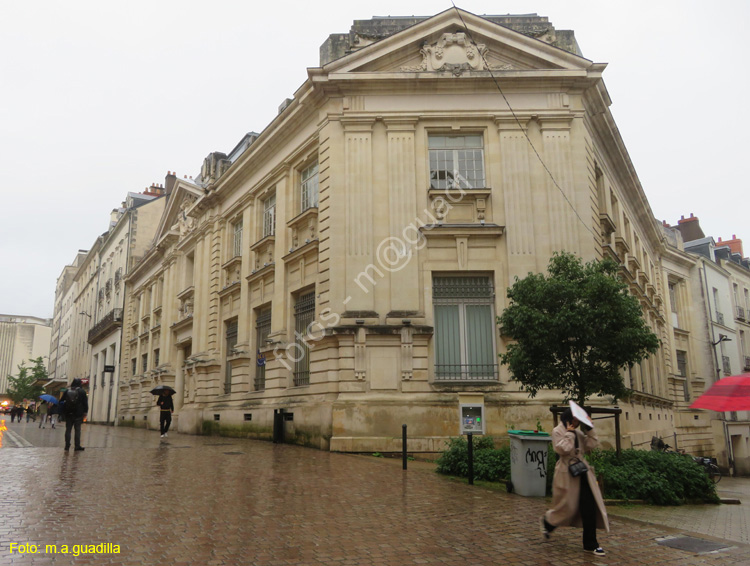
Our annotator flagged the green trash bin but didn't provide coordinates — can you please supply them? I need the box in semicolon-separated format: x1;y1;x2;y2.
508;430;551;496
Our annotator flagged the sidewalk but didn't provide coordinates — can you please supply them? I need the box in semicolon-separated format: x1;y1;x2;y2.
2;420;750;565
606;476;750;545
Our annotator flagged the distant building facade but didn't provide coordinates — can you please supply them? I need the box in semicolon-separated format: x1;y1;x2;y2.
48;251;88;387
86;190;166;423
669;218;750;474
0;314;51;397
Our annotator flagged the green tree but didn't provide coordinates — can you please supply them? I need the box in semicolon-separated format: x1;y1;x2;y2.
7;356;47;404
498;252;660;405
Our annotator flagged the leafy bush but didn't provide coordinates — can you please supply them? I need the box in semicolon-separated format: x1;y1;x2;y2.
436;436;503;480
436;438;719;505
587;449;719;505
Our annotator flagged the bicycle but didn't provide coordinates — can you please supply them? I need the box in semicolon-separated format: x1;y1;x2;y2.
692;456;722;484
650;436;721;484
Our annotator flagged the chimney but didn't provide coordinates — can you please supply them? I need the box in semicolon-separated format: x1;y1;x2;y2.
718;234;744;257
674;213;705;242
165;171;177;199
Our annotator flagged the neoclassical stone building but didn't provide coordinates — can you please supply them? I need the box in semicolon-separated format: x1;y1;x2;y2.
117;10;715;454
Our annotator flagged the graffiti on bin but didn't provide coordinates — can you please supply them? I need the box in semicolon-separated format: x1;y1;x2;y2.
526;448;547;478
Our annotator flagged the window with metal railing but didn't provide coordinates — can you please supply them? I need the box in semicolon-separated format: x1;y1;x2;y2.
233;220;243;258
722;355;732;375
263;194;276;238
676;350;687;377
433;275;498;381
301;161;319;211
293;292;315;386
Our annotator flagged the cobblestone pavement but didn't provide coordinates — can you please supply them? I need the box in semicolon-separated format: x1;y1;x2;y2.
2;419;750;565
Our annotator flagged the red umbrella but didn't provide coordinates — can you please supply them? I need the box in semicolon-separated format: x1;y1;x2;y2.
690;373;750;412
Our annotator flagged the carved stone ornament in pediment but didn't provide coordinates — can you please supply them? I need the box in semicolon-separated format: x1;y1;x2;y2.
400;32;515;75
178;195;198;237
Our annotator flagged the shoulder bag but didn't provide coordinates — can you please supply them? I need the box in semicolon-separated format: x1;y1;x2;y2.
568;457;588;477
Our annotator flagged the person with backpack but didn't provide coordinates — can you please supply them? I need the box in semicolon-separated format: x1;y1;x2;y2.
60;378;88;451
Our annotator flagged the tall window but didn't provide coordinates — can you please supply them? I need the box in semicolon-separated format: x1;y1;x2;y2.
141;353;148;374
676;350;687;377
668;282;679;328
153;348;160;368
233;219;243;258
713;288;724;325
255;306;271;391
429;135;485;190
293;291;315;386
263;194;276;238
224;319;238;394
301;161;319;211
433;275;497;380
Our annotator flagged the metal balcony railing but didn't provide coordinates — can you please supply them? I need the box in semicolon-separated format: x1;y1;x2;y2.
87;308;123;344
435;363;499;381
722;355;732;375
737;306;746;321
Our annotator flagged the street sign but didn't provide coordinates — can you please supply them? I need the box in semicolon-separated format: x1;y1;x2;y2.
103;365;115;373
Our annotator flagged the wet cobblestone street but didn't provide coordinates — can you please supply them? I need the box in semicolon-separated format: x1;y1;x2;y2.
2;420;750;565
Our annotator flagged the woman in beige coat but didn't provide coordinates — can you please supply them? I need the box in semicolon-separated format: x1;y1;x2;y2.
541;408;609;556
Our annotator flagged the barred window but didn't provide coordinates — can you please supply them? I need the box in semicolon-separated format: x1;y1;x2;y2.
255;306;271;391
293;291;315;386
301;161;319;211
433;275;497;381
225;319;238;394
429;135;486;190
263;194;276;238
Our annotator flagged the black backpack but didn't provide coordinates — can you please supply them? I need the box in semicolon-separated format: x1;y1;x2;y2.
62;388;80;416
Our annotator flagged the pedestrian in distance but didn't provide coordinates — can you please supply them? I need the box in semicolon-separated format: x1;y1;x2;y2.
540;408;609;557
39;401;49;428
15;405;24;423
49;402;58;428
156;389;174;438
60;378;88;451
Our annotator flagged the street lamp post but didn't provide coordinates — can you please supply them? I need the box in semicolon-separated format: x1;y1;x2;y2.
711;334;731;381
710;333;734;476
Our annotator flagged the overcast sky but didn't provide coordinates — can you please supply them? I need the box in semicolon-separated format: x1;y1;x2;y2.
2;0;748;319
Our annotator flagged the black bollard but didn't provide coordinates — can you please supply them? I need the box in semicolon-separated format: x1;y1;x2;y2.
402;424;407;470
467;433;474;485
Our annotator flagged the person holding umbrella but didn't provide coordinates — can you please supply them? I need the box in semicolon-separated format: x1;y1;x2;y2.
540;404;609;557
154;387;175;438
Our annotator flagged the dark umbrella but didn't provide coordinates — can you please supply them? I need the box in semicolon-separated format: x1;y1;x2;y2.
690;373;750;412
150;385;176;395
39;394;59;404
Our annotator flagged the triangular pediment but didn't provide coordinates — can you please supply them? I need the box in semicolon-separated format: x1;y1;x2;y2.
324;9;594;76
154;181;204;245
